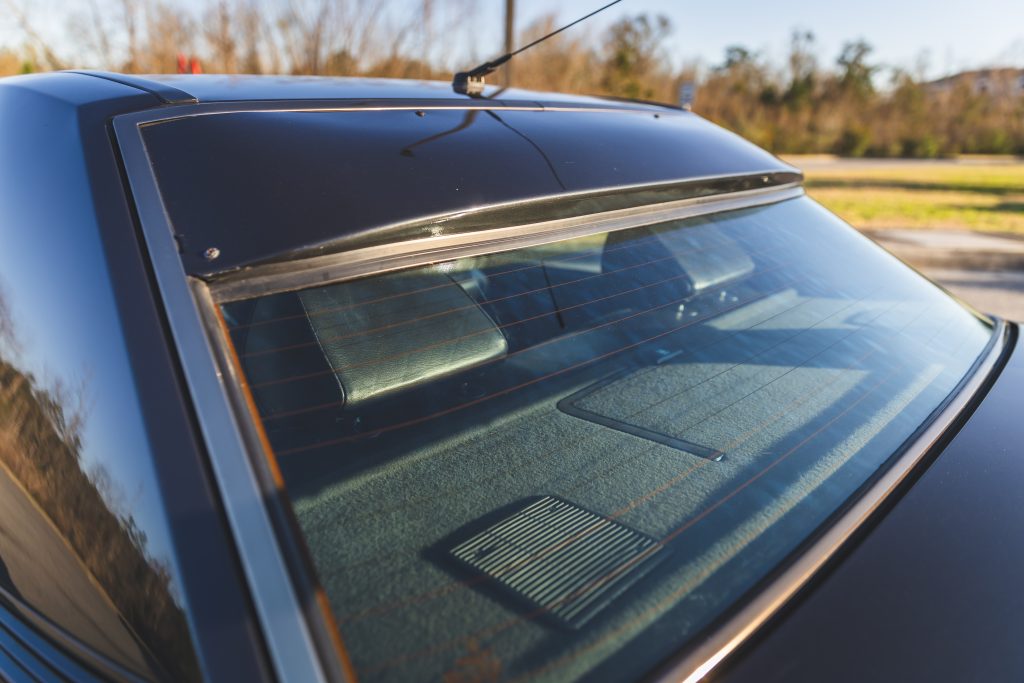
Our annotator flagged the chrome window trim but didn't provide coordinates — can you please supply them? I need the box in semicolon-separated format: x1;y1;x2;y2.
209;182;804;302
111;99;676;128
114;112;330;683
655;320;1008;683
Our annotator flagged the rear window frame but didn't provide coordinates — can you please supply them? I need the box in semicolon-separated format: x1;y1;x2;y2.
113;103;1008;683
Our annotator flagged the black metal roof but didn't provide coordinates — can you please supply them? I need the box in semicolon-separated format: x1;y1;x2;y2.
3;72;799;274
131;91;797;273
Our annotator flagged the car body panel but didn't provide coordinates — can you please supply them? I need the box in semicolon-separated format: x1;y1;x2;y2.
68;70;198;104
0;71;272;682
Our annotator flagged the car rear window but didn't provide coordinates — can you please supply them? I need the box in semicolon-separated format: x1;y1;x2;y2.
217;196;992;682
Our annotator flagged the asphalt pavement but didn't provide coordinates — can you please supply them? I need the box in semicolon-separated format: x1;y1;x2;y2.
921;268;1024;322
867;228;1024;322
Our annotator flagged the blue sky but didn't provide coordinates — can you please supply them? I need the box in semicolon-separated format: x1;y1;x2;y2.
2;0;1021;78
476;0;1024;77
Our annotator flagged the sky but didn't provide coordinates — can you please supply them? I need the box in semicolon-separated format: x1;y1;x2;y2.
1;0;1022;79
479;0;1024;77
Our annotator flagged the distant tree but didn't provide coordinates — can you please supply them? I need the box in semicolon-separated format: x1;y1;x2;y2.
0;49;21;77
721;45;756;70
837;40;878;98
0;282;17;356
698;44;777;149
2;0;1022;157
511;14;599;94
782;30;817;107
600;14;672;100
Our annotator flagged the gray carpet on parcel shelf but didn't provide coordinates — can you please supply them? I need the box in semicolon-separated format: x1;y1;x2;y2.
290;293;964;682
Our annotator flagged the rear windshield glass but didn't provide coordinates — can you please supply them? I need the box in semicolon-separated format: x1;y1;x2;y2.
219;196;992;682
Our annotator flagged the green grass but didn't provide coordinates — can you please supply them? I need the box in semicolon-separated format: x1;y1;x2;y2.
792;160;1024;233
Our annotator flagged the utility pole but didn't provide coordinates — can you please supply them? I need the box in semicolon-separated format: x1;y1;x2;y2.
503;0;515;87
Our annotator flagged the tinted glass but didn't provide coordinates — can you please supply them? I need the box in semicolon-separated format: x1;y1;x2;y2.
220;197;992;682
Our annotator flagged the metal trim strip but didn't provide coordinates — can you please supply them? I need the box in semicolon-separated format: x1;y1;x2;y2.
209;183;804;302
112;114;330;683
205;183;798;301
112;99;675;127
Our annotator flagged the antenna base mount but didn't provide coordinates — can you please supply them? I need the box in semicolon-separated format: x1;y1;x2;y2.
452;72;487;96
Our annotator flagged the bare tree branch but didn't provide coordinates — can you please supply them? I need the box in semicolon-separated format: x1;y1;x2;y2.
1;0;67;70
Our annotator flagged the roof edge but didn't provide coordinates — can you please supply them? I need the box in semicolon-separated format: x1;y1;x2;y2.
67;71;197;104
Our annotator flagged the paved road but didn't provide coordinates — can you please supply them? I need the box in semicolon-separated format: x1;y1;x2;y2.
865;229;1024;323
923;268;1024;322
783;155;1024;321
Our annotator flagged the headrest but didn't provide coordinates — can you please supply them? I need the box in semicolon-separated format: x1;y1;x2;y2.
295;271;508;409
603;223;754;293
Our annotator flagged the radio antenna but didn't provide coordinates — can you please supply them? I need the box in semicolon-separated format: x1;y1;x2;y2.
453;0;625;96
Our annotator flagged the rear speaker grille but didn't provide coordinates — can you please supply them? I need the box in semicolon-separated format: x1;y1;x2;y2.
450;496;664;628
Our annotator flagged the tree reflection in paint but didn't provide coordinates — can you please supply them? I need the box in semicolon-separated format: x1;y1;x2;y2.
0;284;198;681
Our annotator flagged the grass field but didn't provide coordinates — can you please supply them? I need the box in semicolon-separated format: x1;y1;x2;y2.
787;158;1024;234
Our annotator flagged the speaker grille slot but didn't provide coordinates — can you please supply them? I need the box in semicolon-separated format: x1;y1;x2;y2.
450;496;664;628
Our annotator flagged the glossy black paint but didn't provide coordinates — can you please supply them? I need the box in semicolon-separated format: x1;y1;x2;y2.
142;105;794;274
0;72;271;681
716;326;1023;683
71;71;197;104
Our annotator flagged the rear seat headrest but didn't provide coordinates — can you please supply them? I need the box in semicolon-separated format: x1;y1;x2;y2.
296;270;508;409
